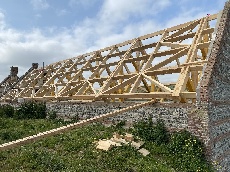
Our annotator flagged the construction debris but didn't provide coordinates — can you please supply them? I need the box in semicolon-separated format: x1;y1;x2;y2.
94;132;150;156
125;133;134;142
131;141;145;149
96;140;122;151
138;148;150;156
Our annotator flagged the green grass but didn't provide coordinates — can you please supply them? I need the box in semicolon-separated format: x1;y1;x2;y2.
0;117;214;172
0;117;70;144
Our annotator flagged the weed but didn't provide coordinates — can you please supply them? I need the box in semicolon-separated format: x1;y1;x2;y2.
0;104;14;118
14;101;46;119
167;130;214;171
133;119;169;144
115;120;126;128
47;110;57;120
0;117;214;172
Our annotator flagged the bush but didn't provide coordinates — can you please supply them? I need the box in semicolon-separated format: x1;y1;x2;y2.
168;130;212;171
153;119;169;145
133;119;154;141
14;101;47;119
47;110;57;120
133;120;213;171
0;104;14;118
115;120;126;129
133;119;169;144
0;129;25;142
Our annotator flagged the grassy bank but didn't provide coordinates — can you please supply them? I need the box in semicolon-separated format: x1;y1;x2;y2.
0;116;214;172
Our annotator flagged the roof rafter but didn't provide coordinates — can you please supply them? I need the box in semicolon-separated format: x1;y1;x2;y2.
1;13;220;103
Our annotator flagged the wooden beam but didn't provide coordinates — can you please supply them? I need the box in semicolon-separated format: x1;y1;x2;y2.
129;75;142;93
165;19;200;40
143;30;169;70
186;17;208;63
186;78;195;92
180;92;196;99
100;93;172;99
164;32;195;42
145;47;188;71
197;41;211;49
172;66;190;97
102;75;138;94
180;60;208;67
142;74;172;92
160;42;189;49
145;66;182;75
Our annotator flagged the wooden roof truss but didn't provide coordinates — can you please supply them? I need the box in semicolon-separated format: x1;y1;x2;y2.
1;13;218;103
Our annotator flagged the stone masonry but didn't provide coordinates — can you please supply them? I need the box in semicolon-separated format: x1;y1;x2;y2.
1;1;229;170
46;102;208;144
197;0;230;171
46;1;230;170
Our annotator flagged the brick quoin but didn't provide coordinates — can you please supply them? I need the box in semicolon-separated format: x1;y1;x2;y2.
197;0;230;171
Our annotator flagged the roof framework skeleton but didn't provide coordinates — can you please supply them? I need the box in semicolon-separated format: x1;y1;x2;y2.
1;13;219;103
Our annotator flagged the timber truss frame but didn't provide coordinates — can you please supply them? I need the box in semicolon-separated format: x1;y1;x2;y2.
1;13;219;103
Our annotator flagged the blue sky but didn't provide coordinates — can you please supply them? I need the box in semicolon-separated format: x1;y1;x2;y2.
0;0;227;80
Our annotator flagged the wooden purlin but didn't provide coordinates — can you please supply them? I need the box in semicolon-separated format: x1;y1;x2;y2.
0;13;219;103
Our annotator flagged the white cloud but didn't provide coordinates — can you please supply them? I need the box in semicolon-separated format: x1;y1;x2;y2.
165;7;217;28
99;0;171;24
93;20;162;49
68;0;94;8
0;0;222;82
0;27;76;77
67;0;169;49
0;11;6;30
30;0;49;10
35;13;42;18
56;9;68;16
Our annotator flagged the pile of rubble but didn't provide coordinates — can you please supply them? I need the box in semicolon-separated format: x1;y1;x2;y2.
93;133;150;156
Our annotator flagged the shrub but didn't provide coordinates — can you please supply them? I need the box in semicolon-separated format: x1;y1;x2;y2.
14;101;47;119
133;119;154;141
0;104;14;118
168;130;212;171
133;119;169;144
115;120;126;128
0;129;25;142
47;110;57;120
153;119;169;145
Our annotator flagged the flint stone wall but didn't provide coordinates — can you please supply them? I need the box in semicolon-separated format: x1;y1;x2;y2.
6;1;229;170
46;102;189;129
197;1;230;171
46;102;208;141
